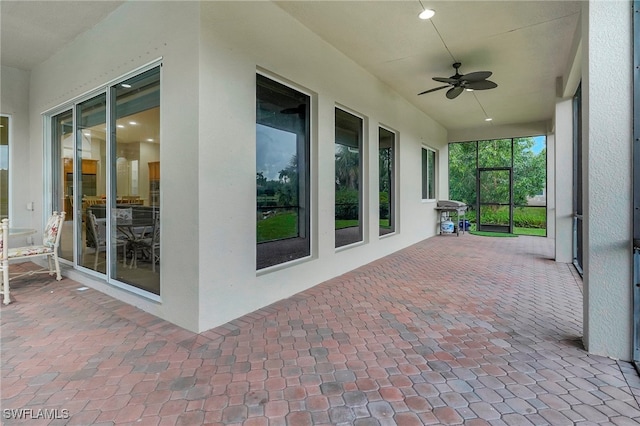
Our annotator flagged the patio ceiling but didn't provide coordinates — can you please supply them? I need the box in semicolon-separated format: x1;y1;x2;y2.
1;1;581;132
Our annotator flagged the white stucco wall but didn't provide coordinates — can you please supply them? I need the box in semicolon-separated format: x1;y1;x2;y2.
27;1;202;331
546;133;555;239
554;99;573;263
0;66;33;241
196;2;448;331
18;1;451;333
582;0;633;360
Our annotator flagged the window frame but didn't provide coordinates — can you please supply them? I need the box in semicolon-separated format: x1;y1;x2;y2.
0;115;10;220
255;71;313;271
42;60;163;301
421;145;437;201
334;106;365;249
378;125;396;236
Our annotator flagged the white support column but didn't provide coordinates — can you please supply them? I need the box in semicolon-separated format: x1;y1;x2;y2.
554;100;573;263
582;0;633;360
546;133;555;240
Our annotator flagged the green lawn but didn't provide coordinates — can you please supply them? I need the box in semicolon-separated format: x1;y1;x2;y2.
514;227;546;236
259;211;544;241
336;219;391;230
259;213;392;241
468;222;546;237
257;211;297;242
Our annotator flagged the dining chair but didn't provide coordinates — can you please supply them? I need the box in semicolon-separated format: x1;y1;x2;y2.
127;214;159;271
1;219;9;304
87;211;127;270
7;211;66;284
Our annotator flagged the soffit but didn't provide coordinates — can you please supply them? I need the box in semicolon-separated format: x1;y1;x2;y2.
0;1;123;71
275;0;581;131
1;1;581;132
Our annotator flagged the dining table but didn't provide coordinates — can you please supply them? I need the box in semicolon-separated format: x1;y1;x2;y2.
116;217;157;269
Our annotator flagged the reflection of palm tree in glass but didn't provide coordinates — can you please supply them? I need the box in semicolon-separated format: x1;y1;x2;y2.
335;145;359;190
276;154;298;207
379;148;391;193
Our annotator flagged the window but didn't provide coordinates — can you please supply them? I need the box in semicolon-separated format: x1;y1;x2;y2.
422;147;436;200
256;74;310;270
335;108;363;248
379;127;395;235
0;116;8;219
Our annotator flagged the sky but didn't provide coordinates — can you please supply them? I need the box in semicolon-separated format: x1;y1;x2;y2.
256;124;296;181
531;135;546;155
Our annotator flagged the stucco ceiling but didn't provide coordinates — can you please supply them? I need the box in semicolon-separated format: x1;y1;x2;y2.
1;0;581;132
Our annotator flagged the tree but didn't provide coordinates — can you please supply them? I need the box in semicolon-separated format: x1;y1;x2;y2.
335;145;360;190
276;154;298;207
448;137;546;208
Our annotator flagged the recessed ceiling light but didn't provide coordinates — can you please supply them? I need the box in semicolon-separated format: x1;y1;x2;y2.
485;118;493;122
465;88;474;92
129;121;138;125
117;124;125;128
146;138;154;142
121;83;132;88
418;8;435;20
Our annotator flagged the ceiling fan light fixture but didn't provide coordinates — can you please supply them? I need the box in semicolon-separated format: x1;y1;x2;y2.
418;8;435;20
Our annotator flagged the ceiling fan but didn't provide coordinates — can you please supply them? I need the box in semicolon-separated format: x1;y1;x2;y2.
418;62;497;99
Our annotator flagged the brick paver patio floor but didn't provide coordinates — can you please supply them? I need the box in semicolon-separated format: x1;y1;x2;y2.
3;234;640;425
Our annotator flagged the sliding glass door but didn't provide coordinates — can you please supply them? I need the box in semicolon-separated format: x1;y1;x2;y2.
48;64;161;296
52;109;74;262
0;116;9;220
111;67;160;292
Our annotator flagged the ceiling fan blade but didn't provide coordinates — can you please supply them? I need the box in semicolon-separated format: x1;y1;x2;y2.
281;104;305;114
432;77;458;84
417;85;449;96
466;80;498;90
461;71;492;82
446;86;464;99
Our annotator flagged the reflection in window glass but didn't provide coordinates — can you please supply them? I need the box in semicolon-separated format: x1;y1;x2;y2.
379;127;395;236
52;110;73;262
112;66;161;294
0;116;8;219
422;147;436;200
335;108;363;248
256;74;310;269
76;94;107;275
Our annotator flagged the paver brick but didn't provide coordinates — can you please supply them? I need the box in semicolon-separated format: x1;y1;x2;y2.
3;237;640;424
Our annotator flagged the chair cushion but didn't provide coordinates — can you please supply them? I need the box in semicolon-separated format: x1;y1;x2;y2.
8;245;54;258
43;214;61;248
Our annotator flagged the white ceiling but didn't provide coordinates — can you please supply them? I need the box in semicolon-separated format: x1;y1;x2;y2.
1;0;581;132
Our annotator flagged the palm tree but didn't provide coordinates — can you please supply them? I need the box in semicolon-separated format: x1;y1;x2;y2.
335;145;359;190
